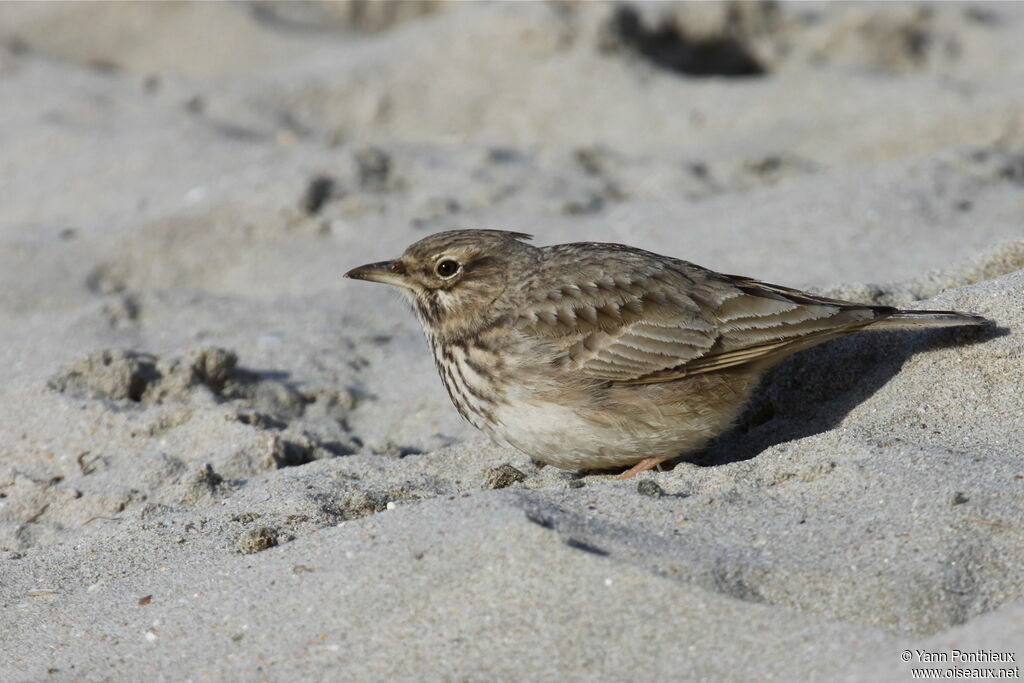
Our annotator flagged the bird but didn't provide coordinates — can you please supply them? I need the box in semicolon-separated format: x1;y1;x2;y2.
345;229;988;479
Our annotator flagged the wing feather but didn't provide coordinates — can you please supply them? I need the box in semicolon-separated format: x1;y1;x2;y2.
511;244;893;385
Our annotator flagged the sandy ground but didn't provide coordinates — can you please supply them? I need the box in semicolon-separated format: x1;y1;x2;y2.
1;2;1023;680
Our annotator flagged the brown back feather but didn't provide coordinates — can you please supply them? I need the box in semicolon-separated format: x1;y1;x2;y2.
512;244;894;385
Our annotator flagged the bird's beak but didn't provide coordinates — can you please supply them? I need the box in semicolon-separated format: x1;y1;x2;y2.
344;260;408;288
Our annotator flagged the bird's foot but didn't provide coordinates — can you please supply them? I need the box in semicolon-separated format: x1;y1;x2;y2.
616;457;671;480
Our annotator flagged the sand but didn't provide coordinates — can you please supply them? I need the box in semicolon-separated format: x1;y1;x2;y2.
1;2;1022;680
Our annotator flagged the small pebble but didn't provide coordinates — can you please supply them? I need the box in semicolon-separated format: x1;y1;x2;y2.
483;464;527;489
235;527;278;554
302;175;335;215
637;480;664;498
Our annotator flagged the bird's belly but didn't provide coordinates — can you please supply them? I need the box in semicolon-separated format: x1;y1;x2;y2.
484;395;710;470
433;337;760;471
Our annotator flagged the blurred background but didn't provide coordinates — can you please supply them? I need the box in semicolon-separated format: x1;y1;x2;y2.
2;0;1023;450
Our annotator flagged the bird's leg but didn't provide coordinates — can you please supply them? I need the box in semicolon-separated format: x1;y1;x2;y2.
616;457;670;480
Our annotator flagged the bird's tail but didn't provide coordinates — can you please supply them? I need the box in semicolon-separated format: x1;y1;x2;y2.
870;309;990;331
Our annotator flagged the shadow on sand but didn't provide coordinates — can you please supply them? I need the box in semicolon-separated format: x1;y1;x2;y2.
689;322;1008;468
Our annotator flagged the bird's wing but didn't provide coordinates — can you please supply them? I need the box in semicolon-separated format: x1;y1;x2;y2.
512;245;892;385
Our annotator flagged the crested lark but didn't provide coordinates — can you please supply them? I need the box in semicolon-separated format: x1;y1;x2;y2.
346;230;987;478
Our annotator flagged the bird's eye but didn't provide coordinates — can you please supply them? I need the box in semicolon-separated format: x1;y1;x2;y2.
435;259;461;279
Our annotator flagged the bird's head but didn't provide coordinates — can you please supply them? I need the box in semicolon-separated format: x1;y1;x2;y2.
345;229;536;340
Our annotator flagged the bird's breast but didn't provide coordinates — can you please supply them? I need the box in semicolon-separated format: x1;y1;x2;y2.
428;333;513;433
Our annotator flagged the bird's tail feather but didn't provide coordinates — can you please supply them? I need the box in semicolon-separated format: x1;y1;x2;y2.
871;309;989;331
